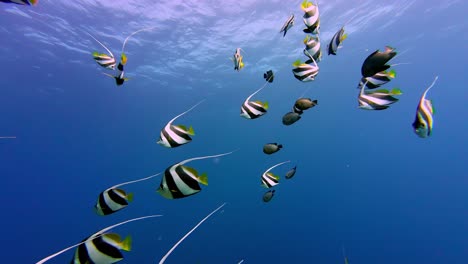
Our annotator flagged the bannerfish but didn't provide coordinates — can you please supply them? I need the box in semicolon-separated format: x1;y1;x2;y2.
0;0;37;5
327;26;347;55
303;35;322;62
264;70;274;83
158;203;226;264
241;83;269;119
87;33;116;70
263;143;283;155
292;58;319;82
261;161;291;188
103;71;129;86
36;215;163;264
157;150;236;199
282;112;302;126
413;76;438;138
231;48;244;71
95;172;162;216
294;98;318;114
285;166;297;179
263;190;275;202
157;100;205;148
358;81;402;110
301;0;320;34
358;69;396;89
361;46;397;77
280;14;295;37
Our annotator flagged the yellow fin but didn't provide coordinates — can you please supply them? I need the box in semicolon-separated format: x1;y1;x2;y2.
263;101;269;110
175;124;188;131
388;69;396;78
183;165;199;177
121;235;132;251
104;233;121;243
390;88;402;95
187;125;195;136
293;59;302;67
92;51;99;57
373;89;389;94
126;192;134;202
121;53;127;65
340;33;348;42
303;35;310;44
240;61;244;68
198;172;208;186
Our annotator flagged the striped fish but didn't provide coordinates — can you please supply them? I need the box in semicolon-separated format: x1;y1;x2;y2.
303;35;322;62
95;173;161;216
232;48;244;71
0;0;37;5
413;76;438;138
87;33;116;70
157;100;204;148
327;26;347;55
261;161;291;188
292;57;319;82
157;151;236;199
240;83;269;119
279;14;295;37
361;46;397;77
358;69;396;89
71;233;131;264
358;81;402;110
301;0;320;34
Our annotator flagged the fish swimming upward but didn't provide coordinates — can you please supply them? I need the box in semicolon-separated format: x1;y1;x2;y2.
358;69;396;89
301;0;320;34
292;57;319;82
280;14;295;37
327;26;347;55
413;76;438;138
157;100;205;148
358;81;402;110
0;0;37;5
102;70;129;86
232;48;245;71
87;32;117;70
361;46;397;77
261;161;291;188
157;150;236;199
36;215;163;264
303;35;322;62
240;82;270;119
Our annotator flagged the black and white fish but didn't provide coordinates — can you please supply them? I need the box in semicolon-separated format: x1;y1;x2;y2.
36;215;163;264
264;70;274;83
282;112;302;126
87;33;116;70
261;161;291;188
413;76;438;138
361;46;397;77
358;81;402;110
303;35;322;62
71;233;131;264
158;203;226;264
301;0;320;34
285;166;297;179
292;57;319;82
0;0;37;5
327;26;347;55
262;190;275;203
103;70;129;86
280;14;295;37
95;172;162;216
231;48;244;71
293;98;318;114
263;143;282;155
157;151;236;199
240;83;269;119
157;100;205;148
358;69;396;89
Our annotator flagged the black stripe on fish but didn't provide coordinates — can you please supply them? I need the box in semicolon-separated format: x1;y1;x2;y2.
92;236;123;260
161;127;191;147
161;165;201;199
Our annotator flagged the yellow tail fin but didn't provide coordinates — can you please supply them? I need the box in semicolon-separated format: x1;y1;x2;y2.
198;172;208;186
121;235;132;251
126;192;134;202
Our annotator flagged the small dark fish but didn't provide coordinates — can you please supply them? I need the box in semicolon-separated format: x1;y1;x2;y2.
103;71;129;86
285;166;297;179
0;0;37;5
361;46;397;77
293;98;318;114
263;190;275;202
263;143;282;155
263;70;274;83
282;112;301;125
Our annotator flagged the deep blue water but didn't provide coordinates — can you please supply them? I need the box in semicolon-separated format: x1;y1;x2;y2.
1;0;468;263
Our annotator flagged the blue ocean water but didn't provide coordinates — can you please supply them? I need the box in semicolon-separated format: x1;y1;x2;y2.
1;0;468;263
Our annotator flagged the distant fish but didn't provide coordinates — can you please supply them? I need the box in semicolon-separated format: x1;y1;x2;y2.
293;98;318;114
413;76;438;138
0;0;37;5
327;26;347;55
157;151;236;199
303;35;322;62
36;215;163;264
292;58;319;82
279;14;295;37
301;0;320;34
158;203;226;264
358;69;396;89
361;46;397;77
71;233;131;264
261;161;291;188
102;70;129;86
262;190;275;202
231;48;245;71
264;70;274;83
240;83;269;119
157;100;205;148
358;81;402;110
263;143;283;155
285;166;297;179
95;172;162;216
282;112;301;126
